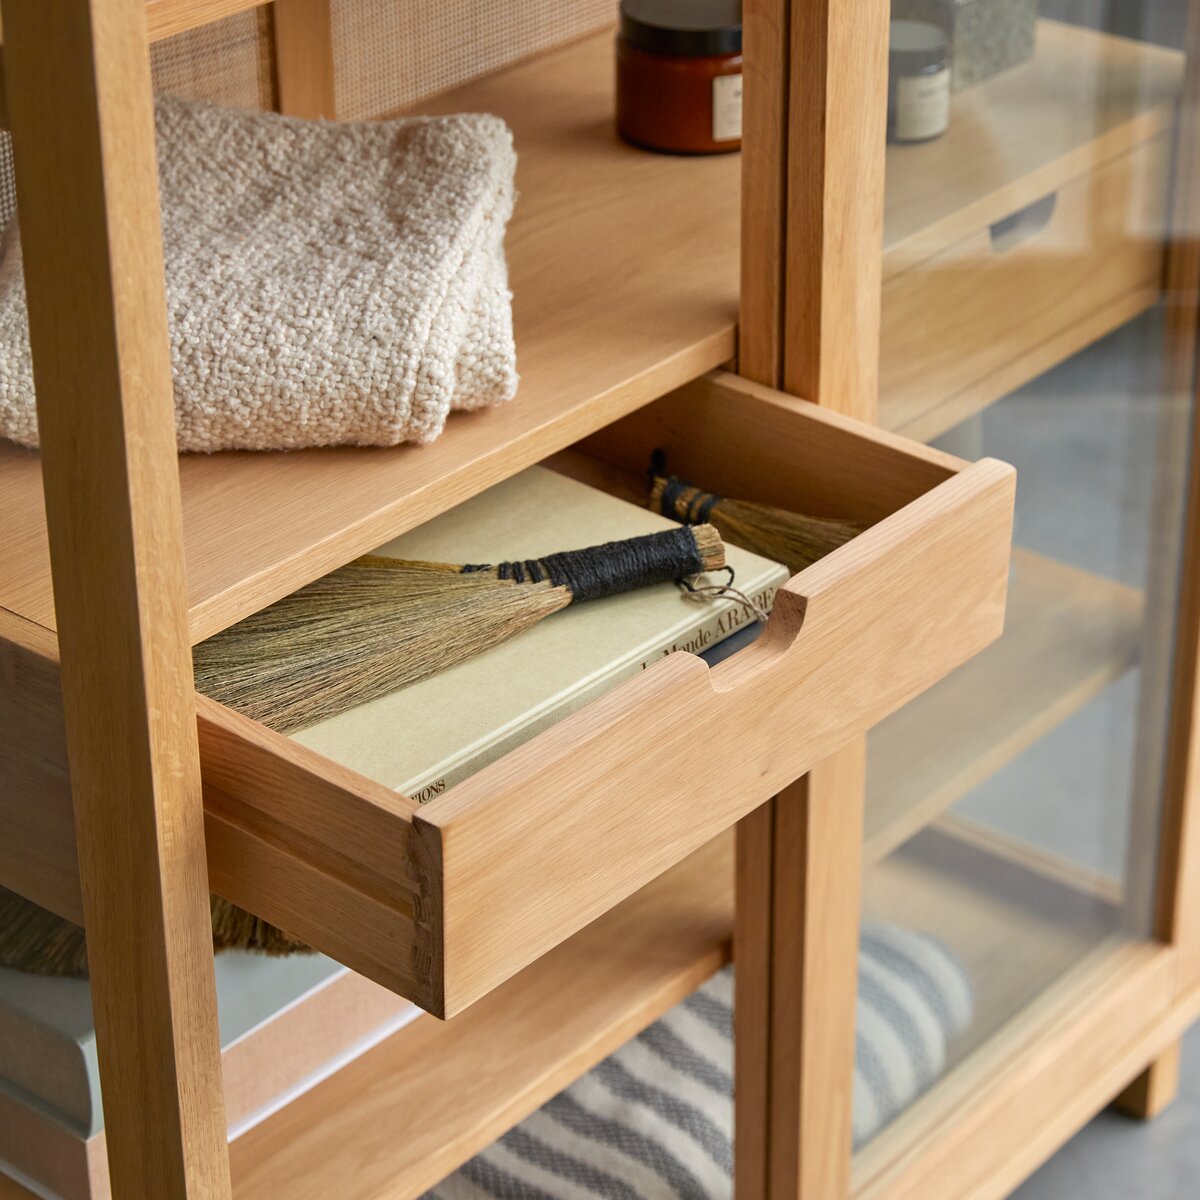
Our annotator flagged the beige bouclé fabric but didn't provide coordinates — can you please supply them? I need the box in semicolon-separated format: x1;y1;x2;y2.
0;96;518;452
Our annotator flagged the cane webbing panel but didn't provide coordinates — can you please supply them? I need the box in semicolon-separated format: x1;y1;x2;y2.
151;7;277;111
0;3;611;230
330;0;615;119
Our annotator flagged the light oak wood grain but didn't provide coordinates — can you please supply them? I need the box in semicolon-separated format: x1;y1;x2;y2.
271;0;333;119
413;376;1012;1014
1114;1040;1182;1119
0;1088;107;1200
0;28;739;643
1111;0;1200;1116
733;803;773;1200
0;970;411;1200
881;133;1171;441
738;0;788;386
866;550;1143;866
1158;3;1200;941
782;0;888;411
855;826;1172;1200
0;22;1173;643
856;940;1176;1200
0;372;1013;1018
229;834;734;1200
1;0;230;1195
882;21;1182;282
0;607;81;922
0;611;438;1008
739;5;887;1188
145;0;272;42
765;755;864;1200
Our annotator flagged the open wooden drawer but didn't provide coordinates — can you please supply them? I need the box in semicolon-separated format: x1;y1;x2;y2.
0;372;1014;1019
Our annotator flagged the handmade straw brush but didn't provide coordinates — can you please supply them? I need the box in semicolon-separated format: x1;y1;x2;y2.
649;474;863;574
193;522;726;733
1;524;727;978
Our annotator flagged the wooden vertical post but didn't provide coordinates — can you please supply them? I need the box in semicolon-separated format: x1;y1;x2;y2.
738;0;790;385
782;0;889;411
735;1;889;1196
2;1;231;1195
272;0;336;119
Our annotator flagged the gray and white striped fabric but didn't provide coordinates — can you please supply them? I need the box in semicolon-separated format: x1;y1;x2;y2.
424;924;972;1200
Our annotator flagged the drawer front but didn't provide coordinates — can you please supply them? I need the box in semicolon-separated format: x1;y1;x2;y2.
880;134;1169;440
412;374;1013;1013
0;373;1015;1018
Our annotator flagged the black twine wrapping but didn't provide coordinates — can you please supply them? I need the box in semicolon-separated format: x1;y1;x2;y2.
461;526;710;604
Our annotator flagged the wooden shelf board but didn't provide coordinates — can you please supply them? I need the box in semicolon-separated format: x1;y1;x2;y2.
865;548;1143;867
227;833;733;1200
233;807;1126;1200
886;283;1162;444
0;22;1176;641
882;20;1182;282
0;818;1140;1200
0;1;271;45
0;30;739;643
145;0;272;42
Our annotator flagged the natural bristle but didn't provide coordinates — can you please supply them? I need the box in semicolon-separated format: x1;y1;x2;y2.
691;523;725;571
650;475;863;574
193;559;571;732
4;526;736;977
0;886;310;978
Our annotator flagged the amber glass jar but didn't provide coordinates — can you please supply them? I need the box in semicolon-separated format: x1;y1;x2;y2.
616;0;743;155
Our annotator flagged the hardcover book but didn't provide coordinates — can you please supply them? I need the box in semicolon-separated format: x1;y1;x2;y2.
291;466;789;798
0;468;786;1200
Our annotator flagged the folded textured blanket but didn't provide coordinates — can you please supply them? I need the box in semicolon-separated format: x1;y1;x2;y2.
424;924;973;1200
0;96;518;452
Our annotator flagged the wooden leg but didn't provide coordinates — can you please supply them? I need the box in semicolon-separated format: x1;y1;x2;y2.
735;802;774;1200
735;741;865;1200
1114;1043;1183;1120
2;1;231;1196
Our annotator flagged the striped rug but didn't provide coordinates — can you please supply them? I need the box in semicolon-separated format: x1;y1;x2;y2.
424;924;972;1199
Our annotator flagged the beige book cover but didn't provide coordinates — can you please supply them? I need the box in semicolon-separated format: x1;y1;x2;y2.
293;467;788;799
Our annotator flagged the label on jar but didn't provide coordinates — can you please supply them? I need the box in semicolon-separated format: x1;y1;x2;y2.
712;73;743;142
893;69;949;142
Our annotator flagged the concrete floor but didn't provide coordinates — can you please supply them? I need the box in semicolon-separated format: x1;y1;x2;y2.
1012;1027;1200;1198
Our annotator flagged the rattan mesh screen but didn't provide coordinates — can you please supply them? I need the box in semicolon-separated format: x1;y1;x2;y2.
330;0;616;119
0;136;16;229
0;10;274;229
151;8;276;110
0;3;613;226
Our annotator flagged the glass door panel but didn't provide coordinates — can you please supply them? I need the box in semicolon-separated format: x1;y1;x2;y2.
857;0;1196;1162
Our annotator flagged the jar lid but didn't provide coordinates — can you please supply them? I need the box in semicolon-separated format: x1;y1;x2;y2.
619;0;742;57
889;19;947;73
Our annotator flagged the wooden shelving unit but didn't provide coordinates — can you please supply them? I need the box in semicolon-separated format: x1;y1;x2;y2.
880;21;1182;441
148;0;271;42
227;834;733;1200
229;797;1128;1200
882;21;1181;278
1;4;1197;1199
865;549;1143;866
0;22;1177;646
0;31;739;644
854;821;1158;1198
